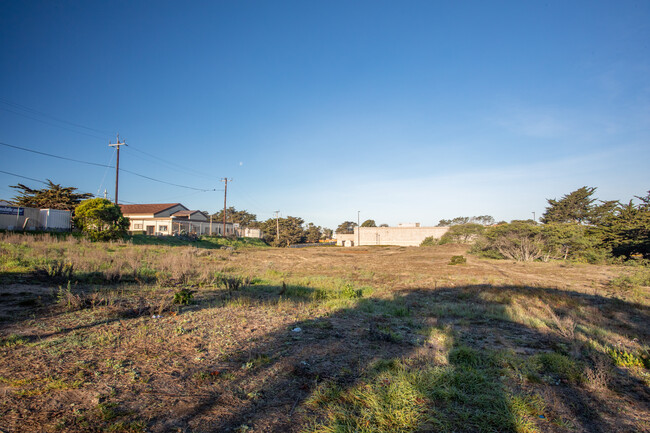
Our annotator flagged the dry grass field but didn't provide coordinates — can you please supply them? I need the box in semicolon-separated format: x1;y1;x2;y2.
0;233;649;432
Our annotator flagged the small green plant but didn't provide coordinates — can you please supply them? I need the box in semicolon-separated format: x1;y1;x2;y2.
339;283;363;299
106;420;146;433
56;281;85;311
449;345;482;367
448;255;467;265
43;260;74;281
535;352;584;384
242;353;270;370
96;401;120;421
608;347;646;368
368;324;403;343
173;288;194;305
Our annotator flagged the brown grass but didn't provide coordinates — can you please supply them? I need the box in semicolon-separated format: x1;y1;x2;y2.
0;235;648;432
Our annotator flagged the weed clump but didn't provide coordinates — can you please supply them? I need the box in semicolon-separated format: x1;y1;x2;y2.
609;269;650;290
535;352;584;384
40;259;74;282
448;255;467;265
56;282;85;311
218;274;251;291
173;288;194;305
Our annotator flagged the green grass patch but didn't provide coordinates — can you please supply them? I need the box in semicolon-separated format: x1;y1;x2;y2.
306;352;543;433
1;333;28;347
127;234;268;249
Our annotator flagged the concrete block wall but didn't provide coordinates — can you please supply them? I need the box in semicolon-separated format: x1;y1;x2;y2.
354;226;450;246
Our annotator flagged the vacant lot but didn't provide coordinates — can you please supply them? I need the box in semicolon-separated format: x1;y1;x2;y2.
1;233;649;432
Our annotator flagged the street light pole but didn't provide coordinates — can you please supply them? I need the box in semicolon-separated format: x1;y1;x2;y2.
357;210;360;247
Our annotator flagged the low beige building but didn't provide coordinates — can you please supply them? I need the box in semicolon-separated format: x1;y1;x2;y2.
119;203;259;237
337;224;449;247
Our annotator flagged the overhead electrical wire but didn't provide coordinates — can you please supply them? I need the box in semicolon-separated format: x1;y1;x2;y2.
0;107;109;141
0;169;140;204
1;98;224;182
0;99;243;208
0;169;48;185
97;147;117;196
126;146;217;180
0;141;217;192
0;98;113;138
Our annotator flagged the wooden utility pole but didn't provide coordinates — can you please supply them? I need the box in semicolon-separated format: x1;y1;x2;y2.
274;210;280;244
220;178;232;236
109;134;127;205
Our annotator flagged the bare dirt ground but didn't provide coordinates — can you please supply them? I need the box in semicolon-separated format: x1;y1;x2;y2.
1;244;649;432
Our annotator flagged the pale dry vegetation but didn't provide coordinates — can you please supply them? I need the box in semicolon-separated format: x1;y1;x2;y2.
0;233;649;432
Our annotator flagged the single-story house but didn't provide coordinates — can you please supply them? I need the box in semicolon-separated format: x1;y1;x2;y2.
119;203;260;237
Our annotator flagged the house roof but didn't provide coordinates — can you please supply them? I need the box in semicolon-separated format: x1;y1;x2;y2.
119;203;184;215
172;210;199;217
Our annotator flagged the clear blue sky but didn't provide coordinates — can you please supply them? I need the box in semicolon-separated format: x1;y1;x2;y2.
1;1;648;229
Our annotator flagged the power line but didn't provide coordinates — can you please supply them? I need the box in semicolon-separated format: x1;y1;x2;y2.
1;141;112;168
126;145;216;180
0;98;113;137
0;99;231;183
0;106;109;141
0;141;216;192
0;168;141;203
0;169;48;185
97;148;117;195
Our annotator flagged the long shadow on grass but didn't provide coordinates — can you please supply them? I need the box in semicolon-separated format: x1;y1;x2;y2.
138;283;649;433
1;277;647;432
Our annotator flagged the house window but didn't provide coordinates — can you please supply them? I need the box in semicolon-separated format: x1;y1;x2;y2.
134;224;143;229
159;225;168;232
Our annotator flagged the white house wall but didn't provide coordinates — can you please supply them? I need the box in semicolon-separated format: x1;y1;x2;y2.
127;217;237;236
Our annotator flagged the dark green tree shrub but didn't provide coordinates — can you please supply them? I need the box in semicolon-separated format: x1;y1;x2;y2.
260;216;306;246
598;194;650;259
11;180;92;210
73;198;130;241
420;236;438;247
438;223;485;244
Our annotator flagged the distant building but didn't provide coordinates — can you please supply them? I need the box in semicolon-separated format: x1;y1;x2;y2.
336;224;449;247
0;204;71;231
119;203;261;238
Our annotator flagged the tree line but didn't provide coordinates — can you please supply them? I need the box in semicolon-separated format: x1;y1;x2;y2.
208;206;334;246
8;181;648;256
425;187;650;262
